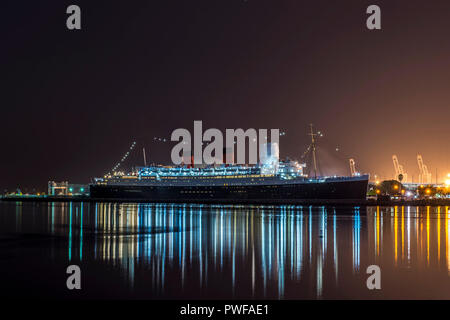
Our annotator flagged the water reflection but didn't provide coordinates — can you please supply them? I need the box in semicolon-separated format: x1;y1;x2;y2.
2;202;450;299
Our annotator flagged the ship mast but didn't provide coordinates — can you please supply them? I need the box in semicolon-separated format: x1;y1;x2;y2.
309;123;318;179
143;147;147;167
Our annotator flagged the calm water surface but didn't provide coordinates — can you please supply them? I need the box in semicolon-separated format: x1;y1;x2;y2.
0;201;449;299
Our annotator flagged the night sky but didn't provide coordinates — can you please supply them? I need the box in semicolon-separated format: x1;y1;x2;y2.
1;0;450;192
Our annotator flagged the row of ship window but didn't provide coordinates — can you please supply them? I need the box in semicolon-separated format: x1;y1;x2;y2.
180;190;247;193
144;175;269;179
112;175;272;180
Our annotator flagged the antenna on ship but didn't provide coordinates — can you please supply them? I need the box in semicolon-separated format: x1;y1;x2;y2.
309;124;318;179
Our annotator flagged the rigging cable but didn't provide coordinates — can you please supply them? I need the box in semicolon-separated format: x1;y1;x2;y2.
107;141;137;175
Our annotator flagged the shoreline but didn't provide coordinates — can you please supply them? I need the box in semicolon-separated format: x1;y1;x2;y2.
1;195;449;207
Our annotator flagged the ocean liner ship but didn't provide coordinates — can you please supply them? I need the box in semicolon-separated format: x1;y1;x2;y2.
90;126;369;203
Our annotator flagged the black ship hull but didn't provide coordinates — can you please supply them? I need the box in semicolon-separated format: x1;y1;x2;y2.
90;177;368;203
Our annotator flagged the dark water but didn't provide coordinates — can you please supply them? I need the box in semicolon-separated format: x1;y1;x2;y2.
0;201;449;299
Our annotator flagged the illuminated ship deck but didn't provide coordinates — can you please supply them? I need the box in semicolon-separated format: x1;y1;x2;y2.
90;162;369;202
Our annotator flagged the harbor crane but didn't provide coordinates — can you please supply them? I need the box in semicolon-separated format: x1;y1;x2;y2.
392;155;407;182
417;154;432;184
349;158;358;177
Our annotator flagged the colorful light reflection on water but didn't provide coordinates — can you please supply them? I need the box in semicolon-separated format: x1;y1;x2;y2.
1;202;449;299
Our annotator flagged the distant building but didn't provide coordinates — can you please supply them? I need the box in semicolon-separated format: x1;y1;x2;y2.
48;181;89;196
